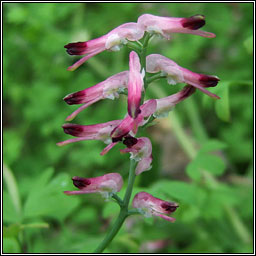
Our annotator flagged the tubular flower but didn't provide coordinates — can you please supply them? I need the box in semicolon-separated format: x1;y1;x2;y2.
132;192;179;222
57;120;122;146
121;137;153;175
64;71;129;121
128;51;144;118
64;173;123;198
146;54;220;98
100;99;157;156
65;23;144;71
137;14;216;39
153;85;196;118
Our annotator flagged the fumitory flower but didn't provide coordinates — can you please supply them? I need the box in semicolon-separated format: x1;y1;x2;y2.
100;99;157;155
146;54;220;98
132;192;179;222
65;22;144;71
153;85;196;118
64;71;129;121
57;120;122;146
137;14;216;39
121;137;153;175
64;173;123;197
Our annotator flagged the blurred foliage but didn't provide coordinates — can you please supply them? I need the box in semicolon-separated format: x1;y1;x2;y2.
3;2;253;253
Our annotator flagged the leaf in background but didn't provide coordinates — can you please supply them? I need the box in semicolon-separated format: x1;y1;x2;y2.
3;164;22;220
3;224;21;238
3;191;22;224
3;237;21;253
186;161;201;182
202;81;230;122
186;152;226;178
23;168;80;221
214;81;230;122
150;180;197;204
198;139;227;154
243;35;253;55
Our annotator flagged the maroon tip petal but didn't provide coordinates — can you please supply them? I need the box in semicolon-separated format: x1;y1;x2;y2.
64;91;86;105
62;124;84;137
64;42;88;55
161;202;179;213
72;176;91;189
199;75;220;87
181;15;205;30
180;85;196;99
123;136;138;148
112;136;124;143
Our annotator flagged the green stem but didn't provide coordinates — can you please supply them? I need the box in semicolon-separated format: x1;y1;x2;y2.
94;159;137;253
111;193;124;207
146;73;166;84
184;98;208;143
123;159;137;206
169;111;197;160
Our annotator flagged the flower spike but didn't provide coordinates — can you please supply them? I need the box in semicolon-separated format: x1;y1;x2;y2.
132;192;179;222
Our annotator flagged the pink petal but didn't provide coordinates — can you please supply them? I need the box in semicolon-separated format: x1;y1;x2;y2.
67;48;104;71
128;51;143;118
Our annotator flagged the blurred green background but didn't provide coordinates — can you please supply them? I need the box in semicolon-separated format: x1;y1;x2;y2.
3;2;253;253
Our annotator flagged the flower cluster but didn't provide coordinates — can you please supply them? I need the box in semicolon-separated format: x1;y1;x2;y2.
59;13;219;223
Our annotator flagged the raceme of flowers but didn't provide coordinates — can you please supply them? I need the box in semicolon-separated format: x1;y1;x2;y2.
59;13;220;223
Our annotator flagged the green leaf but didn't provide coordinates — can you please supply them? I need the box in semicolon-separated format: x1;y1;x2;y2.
198;139;228;154
150;180;197;204
186;161;201;182
215;81;230;122
244;35;253;55
186;152;226;178
23;168;80;221
3;237;21;253
3;224;21;238
3;191;22;223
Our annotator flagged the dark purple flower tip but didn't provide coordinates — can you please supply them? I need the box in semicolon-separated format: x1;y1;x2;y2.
161;202;179;213
199;75;220;87
123;136;138;148
64;42;88;55
181;15;205;30
112;136;124;143
72;176;91;189
62;124;84;137
180;85;196;100
64;91;86;105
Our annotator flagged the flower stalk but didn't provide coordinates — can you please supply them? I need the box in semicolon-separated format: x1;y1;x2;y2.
94;159;137;253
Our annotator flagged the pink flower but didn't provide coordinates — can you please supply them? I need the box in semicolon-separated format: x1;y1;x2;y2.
100;99;157;156
64;71;129;121
65;23;144;71
57;120;122;146
132;192;178;222
153;85;196;118
146;54;220;98
137;14;216;39
128;51;144;118
120;137;153;175
64;173;123;197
